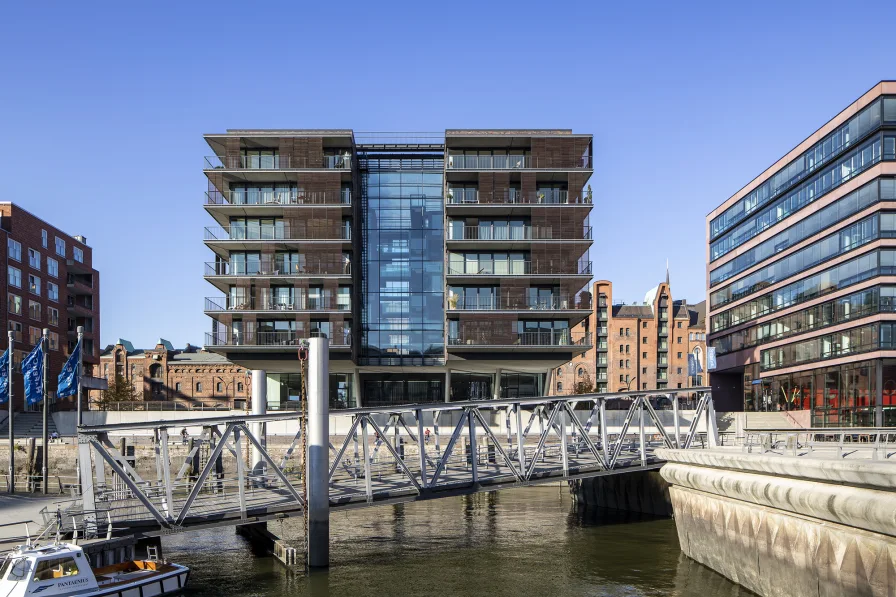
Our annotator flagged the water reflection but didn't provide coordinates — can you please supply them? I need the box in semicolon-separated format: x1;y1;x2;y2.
163;486;748;596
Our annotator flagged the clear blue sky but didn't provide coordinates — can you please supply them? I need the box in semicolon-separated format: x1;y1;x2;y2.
1;1;893;349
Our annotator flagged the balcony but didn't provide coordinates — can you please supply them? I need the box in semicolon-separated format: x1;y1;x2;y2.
447;331;591;352
206;188;351;207
204;154;352;170
205;328;351;349
658;326;669;336
66;296;93;316
597;326;609;336
447;225;592;243
446;155;592;170
446;293;591;312
205;296;350;312
446;259;592;277
446;189;592;206
204;258;351;278
66;275;94;296
204;225;351;243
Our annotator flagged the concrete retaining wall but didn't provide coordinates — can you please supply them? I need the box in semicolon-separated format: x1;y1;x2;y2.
571;469;672;516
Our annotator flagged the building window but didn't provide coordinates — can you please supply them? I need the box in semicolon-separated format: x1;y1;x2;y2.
619;359;624;367
48;282;58;301
625;345;630;354
8;294;21;315
28;275;40;295
642;352;647;359
642;337;647;344
677;337;682;344
677;352;682;359
55;237;65;257
41;230;47;248
196;382;202;392
7;239;21;262
27;249;40;270
47;258;58;278
48;332;58;351
619;327;623;335
237;382;244;392
28;300;40;321
175;382;182;392
557;382;563;392
619;375;624;383
657;382;667;389
29;326;41;345
48;307;58;326
216;382;223;393
625;359;630;368
8;266;21;288
149;363;162;380
577;368;584;378
73;247;84;263
642;322;647;329
677;367;682;374
677;383;682;388
677;321;682;329
626;327;630;336
642;383;647;390
619;345;624;353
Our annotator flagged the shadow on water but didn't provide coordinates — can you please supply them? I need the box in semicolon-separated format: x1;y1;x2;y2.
162;485;752;597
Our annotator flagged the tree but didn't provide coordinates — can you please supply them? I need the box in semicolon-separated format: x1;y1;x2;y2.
572;371;595;395
93;374;140;410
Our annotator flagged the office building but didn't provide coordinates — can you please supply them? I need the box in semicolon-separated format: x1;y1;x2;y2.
1;203;100;412
707;81;896;426
556;279;708;395
202;129;594;407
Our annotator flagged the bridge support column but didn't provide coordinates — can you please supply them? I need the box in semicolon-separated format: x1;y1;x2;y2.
306;337;329;568
492;369;501;401
250;370;267;474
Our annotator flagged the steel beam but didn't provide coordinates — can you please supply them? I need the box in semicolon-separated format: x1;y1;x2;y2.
176;423;235;525
90;439;169;527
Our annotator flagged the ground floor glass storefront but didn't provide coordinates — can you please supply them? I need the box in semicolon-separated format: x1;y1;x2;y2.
743;359;896;426
266;373;356;410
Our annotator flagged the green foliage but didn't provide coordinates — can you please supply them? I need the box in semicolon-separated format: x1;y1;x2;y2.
94;374;140;410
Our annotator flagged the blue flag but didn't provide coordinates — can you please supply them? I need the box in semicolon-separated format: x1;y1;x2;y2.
57;341;80;398
23;341;44;405
0;350;8;404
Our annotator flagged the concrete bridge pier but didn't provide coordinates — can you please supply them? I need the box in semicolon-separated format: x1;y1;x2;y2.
249;370;267;475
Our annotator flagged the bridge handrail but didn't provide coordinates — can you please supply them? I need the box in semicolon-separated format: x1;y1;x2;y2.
78;387;713;434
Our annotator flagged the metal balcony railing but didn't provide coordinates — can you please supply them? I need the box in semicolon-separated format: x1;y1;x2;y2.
447;225;592;241
204;258;351;277
204;225;351;242
446;259;592;276
446;155;592;170
206;329;352;347
204;155;352;170
446;294;591;311
448;331;591;347
205;297;350;312
205;188;351;206
445;189;592;205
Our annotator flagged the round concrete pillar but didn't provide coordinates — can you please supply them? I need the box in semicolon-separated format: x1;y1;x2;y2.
250;370;267;473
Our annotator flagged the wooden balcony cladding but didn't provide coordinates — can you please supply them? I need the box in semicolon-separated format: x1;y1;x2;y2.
531;137;592;170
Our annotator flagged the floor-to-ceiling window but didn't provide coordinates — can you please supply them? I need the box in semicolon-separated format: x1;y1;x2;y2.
360;154;444;367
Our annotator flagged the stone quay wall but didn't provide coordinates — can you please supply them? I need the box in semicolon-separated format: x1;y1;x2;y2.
657;448;896;597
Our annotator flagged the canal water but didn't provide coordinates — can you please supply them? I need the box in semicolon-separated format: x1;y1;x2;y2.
163;485;749;596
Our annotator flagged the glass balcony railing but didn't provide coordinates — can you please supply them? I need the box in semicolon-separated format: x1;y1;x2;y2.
447;226;592;241
206;327;352;347
446;155;592;170
446;293;591;311
205;189;351;206
204;154;352;170
447;331;591;347
204;225;351;242
205;258;351;277
447;259;592;276
446;189;592;205
205;297;350;312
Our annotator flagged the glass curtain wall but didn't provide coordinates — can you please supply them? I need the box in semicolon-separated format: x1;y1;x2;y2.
360;154;445;366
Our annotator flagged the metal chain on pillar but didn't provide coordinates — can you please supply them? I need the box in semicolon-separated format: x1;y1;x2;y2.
299;345;309;558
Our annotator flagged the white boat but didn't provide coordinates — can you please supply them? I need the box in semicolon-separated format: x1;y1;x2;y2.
0;542;189;597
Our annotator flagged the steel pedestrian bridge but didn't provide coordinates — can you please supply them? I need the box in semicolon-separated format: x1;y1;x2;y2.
59;388;717;538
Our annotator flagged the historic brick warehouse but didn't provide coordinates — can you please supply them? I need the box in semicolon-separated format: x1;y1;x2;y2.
97;339;249;408
1;203;100;412
556;279;708;396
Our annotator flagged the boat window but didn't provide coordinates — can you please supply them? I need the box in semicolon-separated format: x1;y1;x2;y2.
4;558;30;581
0;557;9;579
32;557;80;581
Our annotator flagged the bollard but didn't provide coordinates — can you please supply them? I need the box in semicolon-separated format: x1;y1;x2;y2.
306;337;329;568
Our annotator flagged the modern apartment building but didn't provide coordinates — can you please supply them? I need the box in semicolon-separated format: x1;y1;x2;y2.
707;81;896;426
1;203;100;412
555;279;708;396
97;339;249;408
203;129;593;408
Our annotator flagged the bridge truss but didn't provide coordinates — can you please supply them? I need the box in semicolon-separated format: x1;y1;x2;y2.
66;388;715;535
